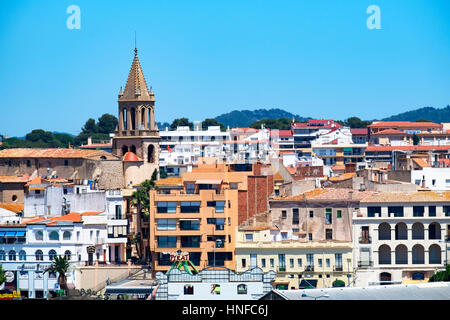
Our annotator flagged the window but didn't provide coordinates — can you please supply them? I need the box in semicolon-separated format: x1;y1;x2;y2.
290;258;294;268
157;202;177;213
309;210;314;218
413;206;424;217
281;210;287;219
35;230;43;241
180;201;201;213
292;208;299;224
156;219;177;230
270;258;274;268
297;258;302;267
325;208;332;224
179;219;200;230
337;210;342;218
326;229;333;240
157;236;177;248
115;205;122;219
49;250;57;260
49;231;59;241
429;206;436;217
308;233;312;241
318;259;323;267
261;258;266;267
281;232;288;240
181;236;201;248
335;253;343;268
388;206;404;217
368;206;381;218
242;258;246;268
19;250;26;261
64;250;71;260
184;285;194;295
306;254;314;267
237;284;247;295
245;234;253;241
35;250;44;261
444;206;450;217
63;231;71;240
0;250;4;260
326;258;330;268
207;201;225;213
8;250;16;261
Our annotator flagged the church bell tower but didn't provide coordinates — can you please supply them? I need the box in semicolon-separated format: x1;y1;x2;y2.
112;48;160;186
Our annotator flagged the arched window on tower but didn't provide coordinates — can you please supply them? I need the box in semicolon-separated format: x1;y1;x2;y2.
130;145;136;154
122;146;129;156
130;108;136;130
148;145;155;163
123;108;128;130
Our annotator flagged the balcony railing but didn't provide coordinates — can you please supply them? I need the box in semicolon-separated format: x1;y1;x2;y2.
278;266;286;272
359;236;372;244
333;265;343;272
304;265;314;272
358;261;373;268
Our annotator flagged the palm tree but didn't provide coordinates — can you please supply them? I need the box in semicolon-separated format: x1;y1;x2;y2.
44;256;80;294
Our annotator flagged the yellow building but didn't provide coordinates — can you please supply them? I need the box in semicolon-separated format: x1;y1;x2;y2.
235;226;353;289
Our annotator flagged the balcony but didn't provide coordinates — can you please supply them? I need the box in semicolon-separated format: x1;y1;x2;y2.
304;265;314;272
333;265;343;272
358;261;373;268
278;266;286;272
359;236;372;244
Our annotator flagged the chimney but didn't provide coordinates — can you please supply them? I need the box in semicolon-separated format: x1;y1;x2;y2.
87;137;92;145
421;175;426;188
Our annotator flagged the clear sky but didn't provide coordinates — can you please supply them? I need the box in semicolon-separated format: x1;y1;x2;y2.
0;0;449;137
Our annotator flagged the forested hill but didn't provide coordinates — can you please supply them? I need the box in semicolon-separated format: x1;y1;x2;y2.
382;106;450;122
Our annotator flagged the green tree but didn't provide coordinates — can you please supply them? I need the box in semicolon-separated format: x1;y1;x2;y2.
201;118;225;131
429;265;450;282
97;113;118;134
0;264;6;286
160;167;168;179
170;118;193;130
344;117;371;128
412;133;420;145
81;118;99;134
44;256;81;294
250;118;294;130
332;279;346;287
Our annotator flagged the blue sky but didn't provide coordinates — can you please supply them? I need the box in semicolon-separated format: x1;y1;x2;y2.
0;0;449;137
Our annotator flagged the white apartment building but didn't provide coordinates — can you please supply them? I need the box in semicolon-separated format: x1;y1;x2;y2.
411;167;450;191
159;126;230;175
226;127;274;163
352;192;450;287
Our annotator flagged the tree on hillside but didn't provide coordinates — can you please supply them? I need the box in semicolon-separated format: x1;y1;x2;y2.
81;118;99;134
170;118;193;130
97;113;118;134
201;118;225;131
344;117;372;128
250;118;295;130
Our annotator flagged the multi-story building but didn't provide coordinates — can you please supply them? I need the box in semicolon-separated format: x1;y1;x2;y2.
159;125;230;176
353;191;450;286
236;188;368;289
311;143;367;166
226;128;273;163
368;121;450;146
270;130;294;156
148;161;274;274
0;211;108;298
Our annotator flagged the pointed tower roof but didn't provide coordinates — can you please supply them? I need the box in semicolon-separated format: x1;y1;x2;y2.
119;48;154;102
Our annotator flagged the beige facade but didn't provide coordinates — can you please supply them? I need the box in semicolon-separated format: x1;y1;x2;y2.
235;227;353;289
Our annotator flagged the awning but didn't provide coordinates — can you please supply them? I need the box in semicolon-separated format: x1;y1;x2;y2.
5;231;16;237
15;231;26;237
299;279;318;289
195;179;222;184
30;187;45;191
0;232;5;236
178;219;201;221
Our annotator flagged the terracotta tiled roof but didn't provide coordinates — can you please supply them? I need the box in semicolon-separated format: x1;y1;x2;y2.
270;130;292;137
285;166;297;175
0;148;117;159
372;129;406;135
412;158;430;168
366;145;450;152
361;191;450;203
123;151;142;162
332;165;346;171
368;121;441;128
0;174;30;183
350;128;368;135
155;177;183;186
328;172;355;182
273;172;284;181
0;203;24;213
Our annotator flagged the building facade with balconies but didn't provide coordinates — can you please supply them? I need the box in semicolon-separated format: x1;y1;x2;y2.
353;191;450;286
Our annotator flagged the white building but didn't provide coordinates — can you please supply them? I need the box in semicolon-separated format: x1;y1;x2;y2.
226;127;274;163
0;211;108;298
411;167;450;191
159;126;230;175
352;191;450;287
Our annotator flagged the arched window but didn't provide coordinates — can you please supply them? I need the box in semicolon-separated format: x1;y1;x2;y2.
395;222;407;240
380;272;392;284
122;145;129;156
35;230;43;241
378;223;391;240
49;231;59;241
428;222;441;240
35;250;43;261
148;145;155;163
378;244;391;264
63;231;72;240
412;223;424;240
130;108;136;130
123;108;128;130
429;244;441;264
395;245;408;264
237;284;247;295
0;250;4;260
64;250;71;260
412;244;424;264
49;250;57;260
8;250;16;261
19;250;26;261
130;145;136;154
